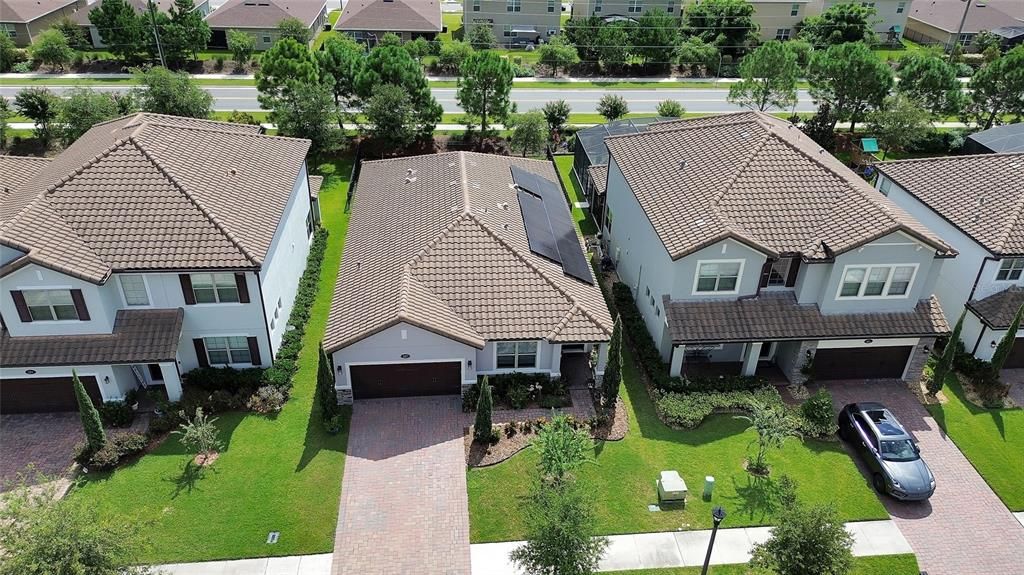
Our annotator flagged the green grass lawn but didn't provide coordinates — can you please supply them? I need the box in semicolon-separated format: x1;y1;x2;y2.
441;12;463;41
67;156;355;563
553;154;599;236
927;373;1024;511
874;38;928;63
603;554;921;575
466;346;888;543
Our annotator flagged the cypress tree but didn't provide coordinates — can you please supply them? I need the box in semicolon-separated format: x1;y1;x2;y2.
991;303;1023;372
602;317;622;408
316;343;340;423
474;376;494;443
929;311;964;395
74;370;106;453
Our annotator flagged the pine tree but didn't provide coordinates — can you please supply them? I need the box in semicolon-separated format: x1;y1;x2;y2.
474;376;494;443
929;311;964;395
73;370;106;454
602;317;622;408
991;304;1023;372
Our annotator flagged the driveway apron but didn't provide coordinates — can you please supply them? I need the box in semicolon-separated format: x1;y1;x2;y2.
332;396;471;575
827;380;1024;575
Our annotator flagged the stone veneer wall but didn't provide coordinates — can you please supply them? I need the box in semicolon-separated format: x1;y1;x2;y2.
903;337;936;385
783;340;819;385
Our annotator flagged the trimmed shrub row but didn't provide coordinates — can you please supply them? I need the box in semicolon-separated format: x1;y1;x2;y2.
75;431;149;472
462;372;570;412
656;386;838;438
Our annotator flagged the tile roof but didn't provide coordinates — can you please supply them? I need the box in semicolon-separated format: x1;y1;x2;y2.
0;308;184;367
876;153;1024;256
72;0;177;25
906;0;1024;34
587;164;607;196
324;152;612;353
335;0;441;32
0;114;310;283
604;112;953;261
308;175;323;199
664;292;949;344
205;0;327;28
0;0;78;23
967;287;1024;330
0;156;50;194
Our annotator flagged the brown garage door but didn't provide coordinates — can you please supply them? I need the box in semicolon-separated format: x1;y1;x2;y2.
1006;339;1024;369
813;346;913;380
350;362;462;400
0;376;102;414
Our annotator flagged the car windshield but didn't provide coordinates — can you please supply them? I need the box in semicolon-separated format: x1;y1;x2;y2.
880;439;918;461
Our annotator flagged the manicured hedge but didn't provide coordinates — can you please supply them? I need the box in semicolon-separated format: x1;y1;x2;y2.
657;387;784;429
612;282;674;390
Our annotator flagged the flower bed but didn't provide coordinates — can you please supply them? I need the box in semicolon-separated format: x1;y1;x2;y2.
462;372;572;412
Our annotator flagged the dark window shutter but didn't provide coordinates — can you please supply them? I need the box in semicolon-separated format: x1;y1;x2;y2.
247;336;262;366
758;261;772;289
235;273;250;304
70;289;90;321
11;290;32;322
193;338;209;368
785;258;801;288
179;274;196;305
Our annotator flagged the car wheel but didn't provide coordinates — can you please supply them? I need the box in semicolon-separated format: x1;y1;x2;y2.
872;473;887;494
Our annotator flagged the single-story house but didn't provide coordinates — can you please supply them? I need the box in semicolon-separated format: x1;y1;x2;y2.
73;0;212;49
1;0;85;47
205;0;328;49
335;0;441;44
905;0;1024;49
964;123;1024;154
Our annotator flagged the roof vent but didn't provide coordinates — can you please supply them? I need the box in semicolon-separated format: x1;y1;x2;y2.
678;159;686;170
502;223;510;231
695;218;705;226
741;131;750;138
498;202;509;210
472;181;481;189
405;176;417;183
407;168;417;176
450;205;460;212
355;261;362;271
977;196;986;206
229;168;237;176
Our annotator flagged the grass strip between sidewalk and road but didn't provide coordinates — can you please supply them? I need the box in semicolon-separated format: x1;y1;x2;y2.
602;553;921;575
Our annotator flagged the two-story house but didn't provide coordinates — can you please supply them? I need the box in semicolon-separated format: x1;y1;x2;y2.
0;114;319;413
324;152;612;403
1;0;85;47
599;112;953;385
875;154;1024;367
572;0;680;21
465;0;562;47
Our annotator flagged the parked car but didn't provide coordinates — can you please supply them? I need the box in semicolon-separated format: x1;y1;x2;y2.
838;402;936;501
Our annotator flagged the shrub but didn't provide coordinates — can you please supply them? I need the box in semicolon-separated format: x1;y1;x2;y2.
97;400;135;428
214;55;225;70
661;373;767;394
247;385;287;413
74;371;106;453
81;432;149;471
462;382;481;412
611;282;674;390
508;383;531;409
85;443;122;471
656;387;784;429
474;376;496;443
798;388;837;437
182;366;263;394
174;408;223;458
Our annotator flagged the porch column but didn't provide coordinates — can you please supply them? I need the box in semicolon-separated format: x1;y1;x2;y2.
594;342;609;383
670;344;686;377
160;362;182;401
549;343;562;377
741;342;763;376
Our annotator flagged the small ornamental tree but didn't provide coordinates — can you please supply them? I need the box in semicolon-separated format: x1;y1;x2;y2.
991;304;1023;373
0;98;12;149
28;29;75;71
74;370;106;455
538;34;579;76
468;23;497;50
277;16;312;45
866;94;932;160
174;407;223;464
437;40;474;75
728;40;800;112
542;99;571;136
227;29;256;70
133;66;213;118
317;343;341;426
737;399;799;475
602;317;622;408
0;33;18;73
534;413;592;484
929;311;965;395
674;36;719;77
58;87;121;146
508;110;547;157
656;99;685;117
597;93;629;121
474;376;495;443
14;87;60;148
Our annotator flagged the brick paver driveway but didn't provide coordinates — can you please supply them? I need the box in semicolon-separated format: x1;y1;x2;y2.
827;380;1024;575
332;396;470;575
1;413;83;490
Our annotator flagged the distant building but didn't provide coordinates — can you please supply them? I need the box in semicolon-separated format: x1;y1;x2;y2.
572;0;680;21
964;123;1024;154
335;0;442;44
465;0;561;48
743;0;911;43
205;0;329;49
1;0;85;47
905;0;1024;49
74;0;212;49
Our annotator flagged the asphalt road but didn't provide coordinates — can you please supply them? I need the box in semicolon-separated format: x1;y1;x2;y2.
0;85;819;115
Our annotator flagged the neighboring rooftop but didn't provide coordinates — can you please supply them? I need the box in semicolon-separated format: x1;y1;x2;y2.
0;0;78;23
205;0;326;28
587;164;607;195
967;286;1024;329
0;113;310;284
72;0;179;24
906;0;1024;33
876;153;1024;256
604;111;952;261
323;152;612;353
575;117;666;168
335;0;441;32
0;156;50;195
965;123;1024;154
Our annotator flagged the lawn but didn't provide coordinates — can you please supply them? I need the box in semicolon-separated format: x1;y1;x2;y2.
441;12;463;41
466;346;889;543
68;156;355;563
553;154;599;236
603;554;921;575
927;373;1024;511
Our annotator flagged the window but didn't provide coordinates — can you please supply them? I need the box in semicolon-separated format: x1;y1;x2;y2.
860;1;875;7
548;0;556;12
878;177;892;195
1;23;15;38
473;0;480;10
204;336;252;365
190;273;240;303
496;341;538;369
958;33;974;46
503;24;514;37
23;289;78;321
896;1;906;13
996;258;1024;281
118;275;150;306
628;0;642;13
695;261;743;293
790;3;800;16
838;265;917;299
595;0;602;13
767;258;792;287
605;208;614;233
305;211;314;237
667;1;674;13
507;0;521;12
262;35;272;43
775;28;791;41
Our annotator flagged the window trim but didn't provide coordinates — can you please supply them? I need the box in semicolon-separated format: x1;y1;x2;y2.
189;272;242;305
117;274;153;308
627;0;642;13
835;263;919;300
766;258;792;288
203;335;253;367
493;340;540;370
775;28;791;41
790;3;800;16
693;259;746;295
20;287;80;322
995;258;1024;282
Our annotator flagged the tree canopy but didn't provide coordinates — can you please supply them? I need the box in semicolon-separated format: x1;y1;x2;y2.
538;34;579;75
867;94;932;159
798;2;877;46
277;16;312;45
728;40;800;111
674;36;720;77
631;8;678;67
896;51;965;118
807;42;893;132
28;29;75;71
355;44;442;137
132;66;213;118
58;87;125;145
684;0;758;55
962;44;1024;129
89;0;148;64
457;50;514;136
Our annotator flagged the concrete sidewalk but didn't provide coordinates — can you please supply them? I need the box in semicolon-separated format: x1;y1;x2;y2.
157;520;910;575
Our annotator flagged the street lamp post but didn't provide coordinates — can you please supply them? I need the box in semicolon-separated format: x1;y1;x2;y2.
700;506;727;575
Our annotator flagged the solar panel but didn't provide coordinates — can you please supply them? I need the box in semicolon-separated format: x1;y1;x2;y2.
517;189;561;263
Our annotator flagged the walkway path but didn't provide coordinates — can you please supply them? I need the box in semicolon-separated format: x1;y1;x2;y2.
331;396;470;575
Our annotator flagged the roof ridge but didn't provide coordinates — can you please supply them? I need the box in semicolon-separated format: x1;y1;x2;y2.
547;305;579;340
877;151;1024;165
995;184;1024;252
128;136;261;267
610;114;758;140
138;119;307;142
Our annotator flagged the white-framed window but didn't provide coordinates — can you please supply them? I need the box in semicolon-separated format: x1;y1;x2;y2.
790;3;800;16
503;24;514;37
204;336;252;365
878;177;892;195
262;35;272;43
767;258;792;287
694;260;744;294
548;0;556;12
190;273;240;304
496;341;538;369
595;0;602;13
473;0;480;11
23;289;78;321
1;23;16;38
775;28;791;41
958;33;974;45
628;0;642;13
896;1;906;13
605;208;614;233
996;258;1024;281
507;0;521;12
118;274;150;307
837;264;918;299
305;210;314;237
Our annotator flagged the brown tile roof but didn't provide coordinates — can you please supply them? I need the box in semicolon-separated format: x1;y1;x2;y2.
967;287;1024;330
604;112;953;261
0;114;310;283
324;152;612;353
876;153;1024;256
0;308;184;367
664;292;949;344
335;0;441;32
0;156;50;195
308;175;323;199
72;0;177;25
907;0;1024;34
0;0;78;23
587;164;607;196
205;0;327;28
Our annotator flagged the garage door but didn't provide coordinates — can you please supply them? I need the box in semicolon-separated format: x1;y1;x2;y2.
813;346;913;380
0;376;102;414
349;362;462;400
1006;339;1024;369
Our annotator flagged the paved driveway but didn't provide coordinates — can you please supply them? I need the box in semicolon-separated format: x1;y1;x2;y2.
332;396;471;575
827;380;1024;575
1;413;84;490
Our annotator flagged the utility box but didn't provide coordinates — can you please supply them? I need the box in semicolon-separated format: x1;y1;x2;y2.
704;476;715;499
657;471;687;504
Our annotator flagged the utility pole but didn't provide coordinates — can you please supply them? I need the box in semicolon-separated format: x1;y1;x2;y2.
948;0;972;62
148;0;166;68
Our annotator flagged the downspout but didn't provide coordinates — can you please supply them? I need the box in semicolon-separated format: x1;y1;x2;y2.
967;257;998;302
971;324;987;357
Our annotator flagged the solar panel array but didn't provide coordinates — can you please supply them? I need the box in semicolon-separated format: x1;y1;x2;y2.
511;165;594;285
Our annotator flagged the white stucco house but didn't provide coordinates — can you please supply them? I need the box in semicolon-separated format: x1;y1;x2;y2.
0;114;320;413
875;153;1024;367
323;152;612;403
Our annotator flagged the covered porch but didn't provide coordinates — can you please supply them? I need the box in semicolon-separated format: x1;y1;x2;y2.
669;341;791;382
553;341;608;387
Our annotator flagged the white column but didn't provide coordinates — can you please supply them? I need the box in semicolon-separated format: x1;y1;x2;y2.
549;343;562;377
670;344;686;376
741;342;763;377
160;362;182;401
